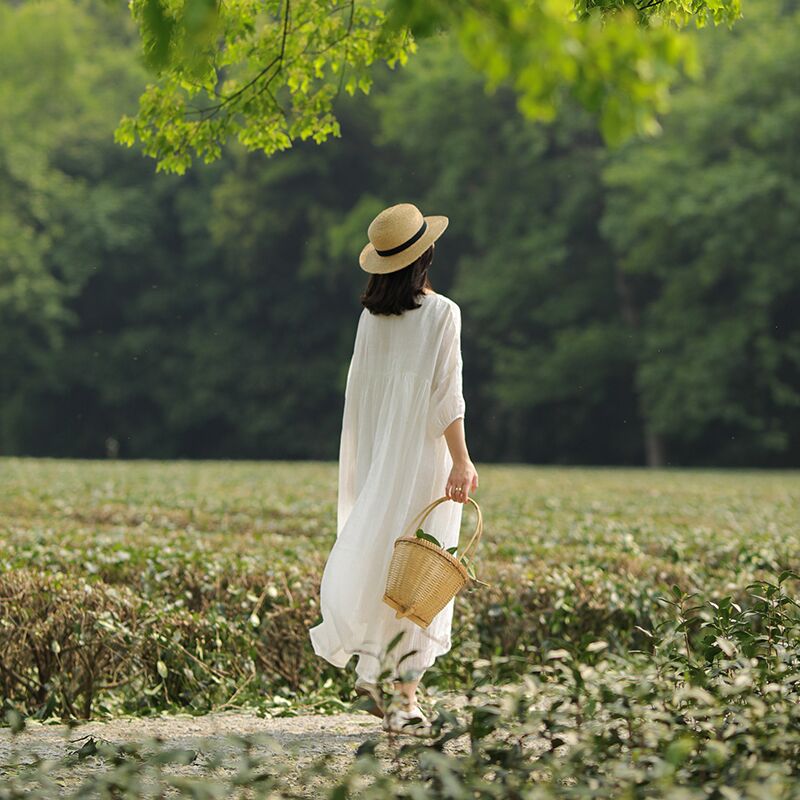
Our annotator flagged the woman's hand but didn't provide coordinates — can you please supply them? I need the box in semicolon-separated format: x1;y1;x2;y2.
446;459;479;503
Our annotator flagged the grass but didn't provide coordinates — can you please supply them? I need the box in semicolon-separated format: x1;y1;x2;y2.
1;458;798;722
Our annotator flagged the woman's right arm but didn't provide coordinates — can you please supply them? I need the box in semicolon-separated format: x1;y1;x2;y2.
444;418;479;503
429;304;478;502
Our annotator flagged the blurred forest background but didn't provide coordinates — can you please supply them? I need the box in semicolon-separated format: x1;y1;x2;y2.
1;0;798;467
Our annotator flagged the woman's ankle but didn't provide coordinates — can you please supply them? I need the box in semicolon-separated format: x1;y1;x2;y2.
390;690;416;711
393;678;421;710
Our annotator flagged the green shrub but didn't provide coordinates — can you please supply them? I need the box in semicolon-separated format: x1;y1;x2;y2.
1;461;798;719
4;573;800;798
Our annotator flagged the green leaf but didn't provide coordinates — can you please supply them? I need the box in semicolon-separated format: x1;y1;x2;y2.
715;636;736;658
415;530;442;547
665;735;695;765
385;631;405;654
397;648;420;665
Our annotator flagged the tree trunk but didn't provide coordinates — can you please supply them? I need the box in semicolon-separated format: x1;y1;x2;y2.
644;426;667;468
614;266;667;467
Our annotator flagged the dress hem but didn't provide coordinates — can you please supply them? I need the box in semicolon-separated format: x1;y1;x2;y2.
309;620;453;682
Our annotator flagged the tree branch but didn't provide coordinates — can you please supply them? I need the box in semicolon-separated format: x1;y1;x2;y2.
186;0;291;120
336;0;356;98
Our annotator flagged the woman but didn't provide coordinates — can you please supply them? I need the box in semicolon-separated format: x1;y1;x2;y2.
309;202;479;734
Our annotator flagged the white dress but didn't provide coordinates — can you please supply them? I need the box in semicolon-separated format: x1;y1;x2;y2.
309;291;467;683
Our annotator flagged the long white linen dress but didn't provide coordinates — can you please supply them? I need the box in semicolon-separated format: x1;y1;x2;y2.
309;291;467;683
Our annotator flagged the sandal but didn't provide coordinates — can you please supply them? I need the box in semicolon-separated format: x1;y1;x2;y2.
354;678;385;719
381;705;432;736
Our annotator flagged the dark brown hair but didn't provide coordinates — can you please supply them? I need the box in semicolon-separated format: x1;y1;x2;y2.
360;245;435;316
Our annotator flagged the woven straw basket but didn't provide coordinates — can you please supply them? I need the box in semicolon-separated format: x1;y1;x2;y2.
383;496;484;629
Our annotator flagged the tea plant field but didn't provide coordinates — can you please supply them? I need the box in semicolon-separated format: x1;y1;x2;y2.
1;458;797;721
3;459;800;798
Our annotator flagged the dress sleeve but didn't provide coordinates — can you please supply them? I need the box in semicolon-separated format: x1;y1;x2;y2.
429;304;466;438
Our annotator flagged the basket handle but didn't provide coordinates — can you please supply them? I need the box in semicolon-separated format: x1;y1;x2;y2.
401;495;484;562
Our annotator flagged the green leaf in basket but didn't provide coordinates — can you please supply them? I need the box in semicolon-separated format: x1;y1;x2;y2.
415;529;442;547
445;546;458;555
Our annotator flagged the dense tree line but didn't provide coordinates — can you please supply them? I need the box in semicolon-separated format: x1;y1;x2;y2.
1;0;798;466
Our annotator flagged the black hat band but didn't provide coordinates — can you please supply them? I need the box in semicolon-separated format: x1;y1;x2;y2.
375;220;428;257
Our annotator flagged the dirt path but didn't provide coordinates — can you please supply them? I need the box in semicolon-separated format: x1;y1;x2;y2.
0;710;381;765
0;702;475;795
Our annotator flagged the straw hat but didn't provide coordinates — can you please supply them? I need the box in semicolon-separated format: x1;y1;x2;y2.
359;203;449;274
